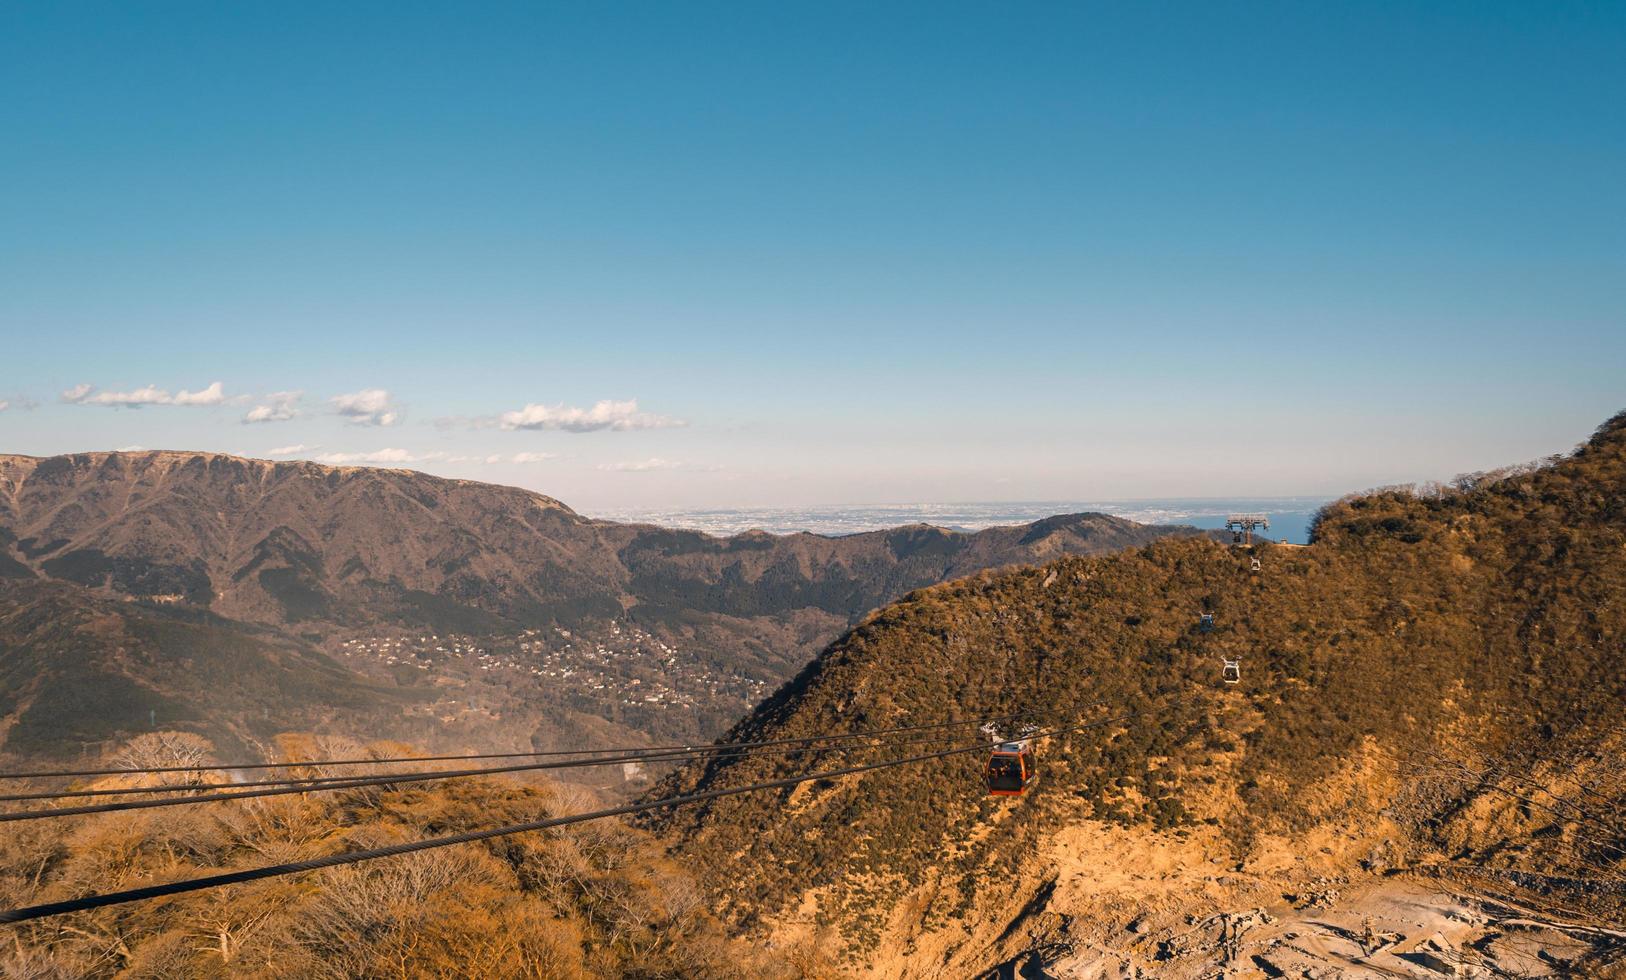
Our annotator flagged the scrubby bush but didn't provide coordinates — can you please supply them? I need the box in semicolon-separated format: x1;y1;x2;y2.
0;736;791;978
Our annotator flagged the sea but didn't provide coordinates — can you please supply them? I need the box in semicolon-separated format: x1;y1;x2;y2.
597;497;1334;546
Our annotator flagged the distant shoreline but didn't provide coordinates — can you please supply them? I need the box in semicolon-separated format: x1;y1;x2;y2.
592;498;1333;544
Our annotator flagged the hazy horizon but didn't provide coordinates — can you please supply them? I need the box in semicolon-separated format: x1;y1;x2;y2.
595;496;1331;544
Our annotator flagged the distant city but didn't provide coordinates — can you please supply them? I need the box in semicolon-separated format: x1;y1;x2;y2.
596;497;1335;545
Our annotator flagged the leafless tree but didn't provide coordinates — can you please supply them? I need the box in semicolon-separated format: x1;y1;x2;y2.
109;731;215;785
0;947;90;980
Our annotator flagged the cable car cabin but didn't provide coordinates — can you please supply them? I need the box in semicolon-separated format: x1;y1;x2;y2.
1199;613;1215;633
1222;658;1242;684
986;740;1038;796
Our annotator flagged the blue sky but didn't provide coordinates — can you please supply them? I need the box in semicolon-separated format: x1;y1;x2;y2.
1;2;1622;511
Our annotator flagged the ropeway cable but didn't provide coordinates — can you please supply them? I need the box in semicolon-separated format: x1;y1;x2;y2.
0;709;1139;925
0;721;1040;807
0;703;1111;821
0;710;1029;782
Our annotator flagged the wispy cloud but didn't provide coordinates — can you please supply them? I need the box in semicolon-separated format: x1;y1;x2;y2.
0;395;37;413
62;381;226;408
313;447;426;465
172;382;226;406
0;401;8;413
597;457;720;473
331;388;399;426
243;391;303;424
598;457;680;472
499;399;682;433
305;448;555;467
267;443;316;456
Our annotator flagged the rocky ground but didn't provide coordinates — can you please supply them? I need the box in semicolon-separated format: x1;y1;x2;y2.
774;809;1625;979
1008;878;1623;979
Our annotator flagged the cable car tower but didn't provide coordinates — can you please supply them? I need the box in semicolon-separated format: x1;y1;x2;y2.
1225;513;1269;545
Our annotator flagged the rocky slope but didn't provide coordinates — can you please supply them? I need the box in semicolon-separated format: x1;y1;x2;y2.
0;451;1208;764
650;413;1626;976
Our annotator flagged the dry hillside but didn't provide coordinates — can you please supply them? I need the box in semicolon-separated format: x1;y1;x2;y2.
648;412;1626;976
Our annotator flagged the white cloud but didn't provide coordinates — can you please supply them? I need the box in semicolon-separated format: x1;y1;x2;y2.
0;401;8;413
62;381;226;408
498;399;682;433
117;445;147;452
598;457;685;472
171;382;226;406
599;457;724;473
267;443;315;456
440;452;558;464
243;391;303;424
301;447;559;468
331;388;399;426
87;385;171;406
313;447;436;465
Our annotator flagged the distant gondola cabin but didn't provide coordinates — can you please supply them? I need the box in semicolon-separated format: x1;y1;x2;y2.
986;740;1038;796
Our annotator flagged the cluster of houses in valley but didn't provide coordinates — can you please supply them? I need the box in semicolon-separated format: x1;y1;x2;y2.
332;620;771;714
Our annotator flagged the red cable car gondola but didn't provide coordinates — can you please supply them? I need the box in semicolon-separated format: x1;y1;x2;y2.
985;739;1038;796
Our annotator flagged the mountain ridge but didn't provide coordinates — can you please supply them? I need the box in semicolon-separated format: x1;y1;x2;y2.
647;411;1626;974
0;449;1216;766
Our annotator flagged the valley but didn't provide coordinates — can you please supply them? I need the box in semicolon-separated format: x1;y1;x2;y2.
0;451;1212;779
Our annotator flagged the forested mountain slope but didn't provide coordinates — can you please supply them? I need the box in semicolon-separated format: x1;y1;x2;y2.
650;413;1626;976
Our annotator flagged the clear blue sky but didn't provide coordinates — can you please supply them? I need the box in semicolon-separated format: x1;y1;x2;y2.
2;2;1622;510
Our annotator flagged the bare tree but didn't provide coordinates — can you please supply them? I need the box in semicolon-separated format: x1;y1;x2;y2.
110;732;215;786
0;947;91;980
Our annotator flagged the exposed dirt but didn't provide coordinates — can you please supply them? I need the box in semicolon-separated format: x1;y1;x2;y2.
788;812;1625;979
1022;876;1621;979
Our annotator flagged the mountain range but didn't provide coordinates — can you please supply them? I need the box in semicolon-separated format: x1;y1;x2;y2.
0;451;1214;766
2;416;1623;976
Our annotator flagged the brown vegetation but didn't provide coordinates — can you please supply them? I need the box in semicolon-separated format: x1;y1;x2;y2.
0;733;827;979
647;412;1626;967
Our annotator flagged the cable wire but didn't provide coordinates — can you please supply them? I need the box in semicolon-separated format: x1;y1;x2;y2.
0;710;1026;781
0;721;1034;805
0;709;1132;925
0;706;1106;821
